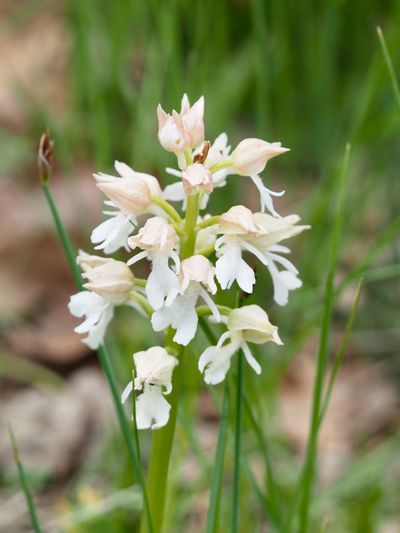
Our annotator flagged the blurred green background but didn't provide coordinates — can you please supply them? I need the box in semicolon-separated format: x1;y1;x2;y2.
0;1;399;531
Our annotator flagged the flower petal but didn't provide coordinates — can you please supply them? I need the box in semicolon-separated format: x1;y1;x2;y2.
136;385;171;430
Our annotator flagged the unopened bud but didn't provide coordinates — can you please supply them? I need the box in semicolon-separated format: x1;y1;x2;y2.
228;305;282;345
219;205;263;235
95;165;162;216
78;251;134;305
180;94;205;148
231;138;289;176
38;131;54;185
157;105;190;153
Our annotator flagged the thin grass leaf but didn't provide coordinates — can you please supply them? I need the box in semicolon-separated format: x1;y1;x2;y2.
8;425;43;533
243;395;283;530
41;180;153;533
319;278;363;425
297;143;351;533
206;380;230;533
232;350;244;533
310;433;399;519
0;352;65;391
337;216;400;293
377;26;400;113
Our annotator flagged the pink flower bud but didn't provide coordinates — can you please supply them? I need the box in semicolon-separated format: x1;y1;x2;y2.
94;163;161;216
182;163;213;195
180;94;205;148
157;104;191;153
231;138;289;176
78;251;134;305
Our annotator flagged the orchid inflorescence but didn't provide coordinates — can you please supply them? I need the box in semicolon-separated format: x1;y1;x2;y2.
69;94;309;430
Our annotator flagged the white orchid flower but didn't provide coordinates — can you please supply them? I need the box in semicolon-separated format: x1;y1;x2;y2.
199;305;282;384
68;252;135;349
91;201;135;254
121;346;179;430
151;255;220;346
91;161;162;253
215;206;309;304
127;217;180;311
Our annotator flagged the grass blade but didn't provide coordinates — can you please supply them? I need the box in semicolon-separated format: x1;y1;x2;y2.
297;143;351;533
232;350;244;533
206;380;230;533
319;278;363;425
8;425;43;533
377;26;400;113
243;395;283;529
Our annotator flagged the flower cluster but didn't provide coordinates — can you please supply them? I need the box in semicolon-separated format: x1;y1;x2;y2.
69;94;309;429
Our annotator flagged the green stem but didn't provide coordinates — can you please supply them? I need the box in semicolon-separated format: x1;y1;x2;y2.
181;193;200;258
134;278;148;288
8;425;43;533
206;381;230;533
196;215;220;230
196;304;231;317
141;337;184;533
43;184;82;289
142;188;200;532
42;182;153;533
209;159;232;174
129;290;153;316
151;195;183;225
232;350;243;533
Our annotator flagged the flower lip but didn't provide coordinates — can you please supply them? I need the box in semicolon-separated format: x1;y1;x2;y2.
219;205;265;236
228;304;283;345
231;138;289;176
128;216;178;253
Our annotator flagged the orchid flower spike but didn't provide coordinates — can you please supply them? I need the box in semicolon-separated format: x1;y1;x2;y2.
199;305;282;384
215;206;309;304
68;251;135;349
127;217;180;310
91;161;162;254
151;255;220;346
121;346;178;430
